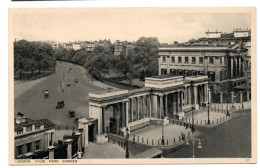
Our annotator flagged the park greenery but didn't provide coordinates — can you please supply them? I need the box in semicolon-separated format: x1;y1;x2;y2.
14;37;160;83
14;40;56;80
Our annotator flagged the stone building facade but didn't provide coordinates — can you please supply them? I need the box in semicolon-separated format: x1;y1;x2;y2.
158;45;248;93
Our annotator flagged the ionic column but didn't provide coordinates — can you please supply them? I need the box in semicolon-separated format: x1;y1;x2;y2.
240;92;243;103
172;92;176;115
184;86;187;105
121;103;125;127
143;95;147;118
149;95;152;118
126;101;129;127
234;57;237;78
194;85;198;105
131;98;134;122
188;87;191;105
140;96;143;119
159;95;163;118
165;94;168;117
47;133;50;147
65;139;73;159
204;84;208;103
238;57;241;77
231;57;234;78
231;92;234;103
180;91;183;112
220;92;223;104
136;97;139;120
177;92;180;113
84;123;89;146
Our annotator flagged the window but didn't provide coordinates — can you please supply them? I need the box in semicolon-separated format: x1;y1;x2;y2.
26;143;32;153
162;56;166;63
199;57;204;64
17;145;23;156
185;57;189;63
171;57;175;63
35;140;40;151
17;130;23;135
178;57;182;63
209;57;214;64
35;125;40;130
26;126;32;132
192;57;196;64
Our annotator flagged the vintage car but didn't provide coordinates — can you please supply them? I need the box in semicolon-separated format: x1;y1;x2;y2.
68;110;75;118
56;100;65;109
44;90;49;98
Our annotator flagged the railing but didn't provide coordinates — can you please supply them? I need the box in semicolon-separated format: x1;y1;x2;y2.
131;131;192;147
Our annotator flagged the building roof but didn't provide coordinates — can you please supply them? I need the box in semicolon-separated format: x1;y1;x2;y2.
15;118;56;132
159;46;231;52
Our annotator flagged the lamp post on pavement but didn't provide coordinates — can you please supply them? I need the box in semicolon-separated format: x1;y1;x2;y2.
161;116;165;145
186;109;202;158
226;98;230;117
125;127;130;158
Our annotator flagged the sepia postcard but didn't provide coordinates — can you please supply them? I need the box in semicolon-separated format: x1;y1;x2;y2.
8;7;256;165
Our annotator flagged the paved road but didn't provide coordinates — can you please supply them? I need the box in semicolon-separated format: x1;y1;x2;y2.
163;109;251;158
14;61;108;127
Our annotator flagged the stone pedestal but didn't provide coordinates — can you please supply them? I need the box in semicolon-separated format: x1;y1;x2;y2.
65;139;73;159
48;146;55;159
75;132;82;159
78;118;89;147
96;134;108;144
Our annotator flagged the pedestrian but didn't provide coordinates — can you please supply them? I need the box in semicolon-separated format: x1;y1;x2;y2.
132;135;135;144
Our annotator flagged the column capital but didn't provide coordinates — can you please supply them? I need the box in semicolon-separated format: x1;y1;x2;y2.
159;94;164;98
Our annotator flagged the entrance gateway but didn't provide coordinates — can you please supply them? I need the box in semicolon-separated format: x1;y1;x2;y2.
79;75;210;144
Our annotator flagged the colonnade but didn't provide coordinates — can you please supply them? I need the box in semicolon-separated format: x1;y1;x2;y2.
230;56;244;79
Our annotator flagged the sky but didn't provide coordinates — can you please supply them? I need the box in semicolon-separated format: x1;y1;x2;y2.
11;8;251;43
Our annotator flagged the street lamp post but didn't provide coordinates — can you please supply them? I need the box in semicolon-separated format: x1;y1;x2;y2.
207;89;210;125
161;116;165;145
125;127;130;158
226;98;229;116
186;108;202;158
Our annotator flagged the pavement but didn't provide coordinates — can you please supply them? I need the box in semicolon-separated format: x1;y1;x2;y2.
130;124;195;146
163;109;251;158
82;142;125;159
